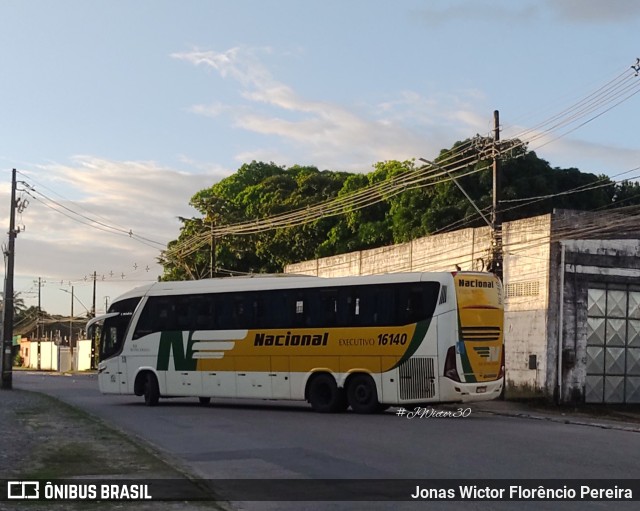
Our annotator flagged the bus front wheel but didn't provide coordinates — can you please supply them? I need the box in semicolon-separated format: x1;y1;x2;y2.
143;373;160;407
347;374;380;414
307;374;347;413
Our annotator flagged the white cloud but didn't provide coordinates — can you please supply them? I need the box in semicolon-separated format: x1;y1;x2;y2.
413;0;640;26
550;0;640;23
4;157;227;313
173;46;492;171
534;137;640;177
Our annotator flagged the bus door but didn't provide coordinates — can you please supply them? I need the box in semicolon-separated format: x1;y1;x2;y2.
87;312;122;394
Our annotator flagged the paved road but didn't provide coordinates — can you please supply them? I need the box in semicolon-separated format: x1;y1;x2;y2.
15;372;640;510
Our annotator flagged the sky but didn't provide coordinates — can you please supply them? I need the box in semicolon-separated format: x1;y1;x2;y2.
1;0;639;316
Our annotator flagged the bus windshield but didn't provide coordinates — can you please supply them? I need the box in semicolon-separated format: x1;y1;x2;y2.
99;297;141;362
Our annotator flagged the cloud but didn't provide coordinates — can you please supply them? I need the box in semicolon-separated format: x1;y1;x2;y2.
533;136;640;176
172;46;491;171
413;0;640;26
550;0;640;23
4;157;226;312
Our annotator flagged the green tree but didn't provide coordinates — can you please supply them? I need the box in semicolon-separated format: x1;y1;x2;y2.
160;162;351;278
160;145;635;280
0;291;26;319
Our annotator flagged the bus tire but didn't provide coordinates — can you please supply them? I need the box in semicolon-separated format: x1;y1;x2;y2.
307;373;347;413
347;374;380;414
143;373;160;407
198;397;211;405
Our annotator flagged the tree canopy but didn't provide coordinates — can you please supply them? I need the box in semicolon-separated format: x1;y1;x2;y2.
159;140;639;280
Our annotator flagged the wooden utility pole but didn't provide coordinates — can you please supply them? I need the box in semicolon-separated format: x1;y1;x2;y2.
1;169;17;390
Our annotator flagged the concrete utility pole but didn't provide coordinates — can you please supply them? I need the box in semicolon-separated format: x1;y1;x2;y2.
35;277;45;341
209;219;216;278
1;169;18;390
69;286;74;352
91;271;97;369
490;110;503;281
91;271;97;318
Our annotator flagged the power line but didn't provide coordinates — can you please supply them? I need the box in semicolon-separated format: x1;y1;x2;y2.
19;179;166;249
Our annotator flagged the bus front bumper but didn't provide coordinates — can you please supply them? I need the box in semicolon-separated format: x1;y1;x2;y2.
439;376;504;402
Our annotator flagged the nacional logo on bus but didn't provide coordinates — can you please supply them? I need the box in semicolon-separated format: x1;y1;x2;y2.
458;279;495;289
254;331;329;347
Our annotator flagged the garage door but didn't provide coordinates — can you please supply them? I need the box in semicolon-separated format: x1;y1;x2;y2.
586;286;640;403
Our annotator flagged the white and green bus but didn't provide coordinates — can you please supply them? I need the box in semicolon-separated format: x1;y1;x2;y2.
87;272;504;413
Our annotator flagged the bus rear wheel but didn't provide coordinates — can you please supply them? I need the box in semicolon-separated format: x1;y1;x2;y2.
143;373;160;407
347;374;380;414
307;374;347;413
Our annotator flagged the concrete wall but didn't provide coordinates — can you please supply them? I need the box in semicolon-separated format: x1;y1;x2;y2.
19;340;92;372
75;339;93;371
25;341;59;370
503;214;552;396
286;226;492;277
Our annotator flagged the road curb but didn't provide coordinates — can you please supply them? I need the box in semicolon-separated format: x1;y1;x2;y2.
477;408;640;433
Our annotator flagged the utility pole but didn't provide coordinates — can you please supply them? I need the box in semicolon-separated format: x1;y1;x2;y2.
91;271;97;318
209;220;216;278
490;110;503;281
1;169;18;390
70;286;74;352
91;271;97;369
35;277;45;341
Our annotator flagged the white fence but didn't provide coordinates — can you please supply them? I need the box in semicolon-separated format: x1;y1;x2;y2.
23;339;92;371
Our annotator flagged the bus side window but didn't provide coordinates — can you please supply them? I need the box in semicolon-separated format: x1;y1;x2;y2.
175;297;191;331
133;300;153;339
215;296;232;329
193;295;216;330
293;294;309;327
397;283;440;324
233;297;252;329
319;289;338;327
343;288;362;326
372;286;395;326
157;302;170;330
265;291;288;329
396;285;427;324
251;294;262;328
406;288;424;324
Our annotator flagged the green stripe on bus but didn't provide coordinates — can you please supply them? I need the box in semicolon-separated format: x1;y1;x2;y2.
457;313;476;383
390;318;432;370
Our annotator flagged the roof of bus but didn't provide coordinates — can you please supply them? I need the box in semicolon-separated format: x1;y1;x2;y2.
111;271;496;303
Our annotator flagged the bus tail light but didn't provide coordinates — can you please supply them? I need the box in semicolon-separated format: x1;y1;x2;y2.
444;346;461;382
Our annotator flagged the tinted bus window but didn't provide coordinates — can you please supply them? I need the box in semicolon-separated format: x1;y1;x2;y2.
100;297;141;360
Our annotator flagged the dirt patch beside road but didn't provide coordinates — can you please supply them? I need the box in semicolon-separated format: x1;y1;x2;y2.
0;388;225;510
